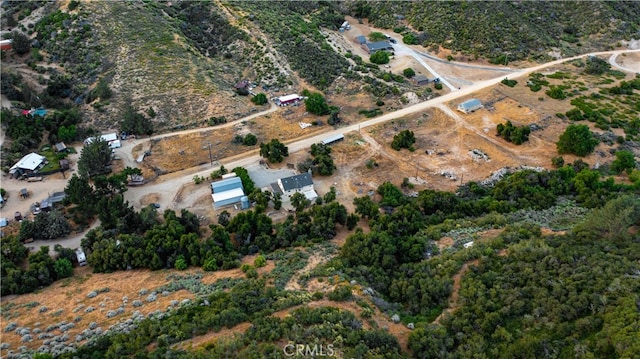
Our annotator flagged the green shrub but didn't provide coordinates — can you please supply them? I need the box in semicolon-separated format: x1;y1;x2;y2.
546;86;566;100
174;256;187;270
556;124;598;156
496;121;530;145
251;93;268;105
254;255;267;268
328;285;353;301
501;78;517;87
370;51;390;65
242;133;258;146
551;156;565;168
391;130;416;151
611;150;635;174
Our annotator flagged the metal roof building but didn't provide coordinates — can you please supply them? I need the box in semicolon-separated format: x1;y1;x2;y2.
10;153;46;174
355;35;367;45
321;134;344;145
211;177;246;209
457;98;483;114
413;74;430;86
363;41;394;54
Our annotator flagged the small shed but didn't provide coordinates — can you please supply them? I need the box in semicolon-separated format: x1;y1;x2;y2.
54;142;68;152
355;35;367;45
413;75;430;86
59;159;70;171
321;134;344;145
457;98;483;114
20;188;29;198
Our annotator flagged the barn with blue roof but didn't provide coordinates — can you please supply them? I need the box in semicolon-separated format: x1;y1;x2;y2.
457;98;483;114
211;176;245;209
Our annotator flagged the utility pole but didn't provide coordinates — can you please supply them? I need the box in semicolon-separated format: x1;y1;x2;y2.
203;142;213;166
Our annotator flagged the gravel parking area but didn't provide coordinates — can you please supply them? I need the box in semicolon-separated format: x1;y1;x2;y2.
245;162;297;189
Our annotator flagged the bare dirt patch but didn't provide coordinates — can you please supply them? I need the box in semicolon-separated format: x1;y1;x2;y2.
171;322;252;351
139;192;161;206
436;237;454;251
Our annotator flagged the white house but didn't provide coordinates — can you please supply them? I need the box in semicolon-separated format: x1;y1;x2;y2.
9;153;46;175
85;132;121;149
272;172;317;201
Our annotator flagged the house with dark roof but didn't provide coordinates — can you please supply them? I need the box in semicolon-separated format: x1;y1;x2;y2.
457;98;483;114
362;41;394;54
234;80;250;95
276;172;317;201
413;74;430;86
355;35;367;45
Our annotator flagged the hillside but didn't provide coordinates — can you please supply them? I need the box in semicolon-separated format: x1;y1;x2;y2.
1;2;640;358
358;1;640;62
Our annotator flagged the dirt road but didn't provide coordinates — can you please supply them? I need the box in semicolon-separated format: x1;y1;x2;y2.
5;49;637;250
122;48;640;211
392;41;458;91
609;52;640;73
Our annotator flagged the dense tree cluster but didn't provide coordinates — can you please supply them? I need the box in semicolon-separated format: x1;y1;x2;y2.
259;139;289;163
391;129;416;151
77;137;113;178
370;51;390;65
304;92;330;116
556;124;599;157
496;120;531;145
1;243;74;295
333;163;637;323
408;195;640;358
299;143;336;176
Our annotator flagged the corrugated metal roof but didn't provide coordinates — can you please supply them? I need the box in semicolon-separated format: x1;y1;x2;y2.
366;41;393;51
211;177;243;192
278;94;300;103
10;153;46;171
212;188;245;203
459;98;482;110
322;134;344;145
